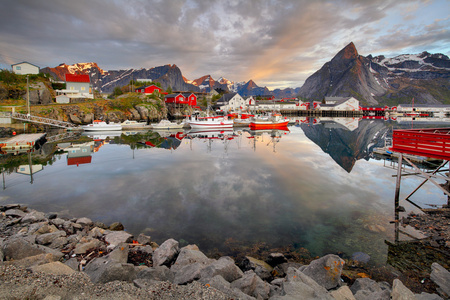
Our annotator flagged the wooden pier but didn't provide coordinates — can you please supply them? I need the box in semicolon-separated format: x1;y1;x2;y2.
0;133;46;153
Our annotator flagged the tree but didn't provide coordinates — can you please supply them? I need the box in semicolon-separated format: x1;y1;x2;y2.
113;86;123;97
166;86;172;94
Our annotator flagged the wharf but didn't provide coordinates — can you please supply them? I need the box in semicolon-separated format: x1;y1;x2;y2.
373;146;442;165
0;133;46;152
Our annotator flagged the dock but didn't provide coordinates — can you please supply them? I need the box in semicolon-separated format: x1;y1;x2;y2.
0;133;46;152
372;147;442;165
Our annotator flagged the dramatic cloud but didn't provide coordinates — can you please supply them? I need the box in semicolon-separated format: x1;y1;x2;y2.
0;0;448;89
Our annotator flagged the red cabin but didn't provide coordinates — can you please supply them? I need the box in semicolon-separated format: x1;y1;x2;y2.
135;84;166;95
164;93;197;106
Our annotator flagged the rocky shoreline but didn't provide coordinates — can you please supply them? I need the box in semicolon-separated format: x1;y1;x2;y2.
1;204;449;300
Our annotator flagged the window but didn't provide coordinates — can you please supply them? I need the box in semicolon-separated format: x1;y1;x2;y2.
16;66;21;70
70;87;74;90
81;87;85;91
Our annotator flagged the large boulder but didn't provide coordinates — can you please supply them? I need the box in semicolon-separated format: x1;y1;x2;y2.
136;265;174;283
430;262;450;298
84;243;136;284
230;270;271;299
200;275;254;300
2;237;63;261
104;230;133;249
21;211;47;224
271;267;334;300
241;256;273;281
35;230;66;245
31;261;76;275
350;278;391;300
301;254;345;290
152;239;179;267
171;247;213;272
391;279;416;300
200;256;244;283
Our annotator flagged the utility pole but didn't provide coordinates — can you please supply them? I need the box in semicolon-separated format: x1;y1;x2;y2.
27;75;30;116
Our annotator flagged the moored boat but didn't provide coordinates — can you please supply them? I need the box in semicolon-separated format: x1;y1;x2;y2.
249;113;289;130
121;120;151;129
187;115;233;129
82;120;122;131
151;119;185;130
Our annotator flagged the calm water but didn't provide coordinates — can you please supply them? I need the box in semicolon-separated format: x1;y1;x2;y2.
1;118;448;265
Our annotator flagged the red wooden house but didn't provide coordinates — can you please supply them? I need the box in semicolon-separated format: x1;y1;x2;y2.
135;84;167;95
164;93;197;106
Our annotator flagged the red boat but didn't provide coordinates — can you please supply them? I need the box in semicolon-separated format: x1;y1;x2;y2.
249;113;290;129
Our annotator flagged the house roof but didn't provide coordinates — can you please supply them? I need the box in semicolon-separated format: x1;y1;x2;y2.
218;92;238;103
11;61;40;69
65;74;90;83
136;84;162;90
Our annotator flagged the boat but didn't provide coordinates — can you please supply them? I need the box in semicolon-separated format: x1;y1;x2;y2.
121;120;151;129
249;113;289;130
232;113;255;127
151;119;185;130
82;120;122;131
187;115;234;129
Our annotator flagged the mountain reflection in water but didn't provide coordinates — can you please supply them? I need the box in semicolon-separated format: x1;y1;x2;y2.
1;118;449;266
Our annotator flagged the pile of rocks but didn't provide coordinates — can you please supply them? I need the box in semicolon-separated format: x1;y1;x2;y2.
1;204;449;299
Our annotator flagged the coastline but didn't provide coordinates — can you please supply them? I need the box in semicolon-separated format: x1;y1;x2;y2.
1;203;448;299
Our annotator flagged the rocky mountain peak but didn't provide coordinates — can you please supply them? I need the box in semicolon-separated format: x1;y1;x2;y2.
332;42;359;62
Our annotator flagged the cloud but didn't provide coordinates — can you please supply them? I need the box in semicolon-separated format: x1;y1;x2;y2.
0;0;448;89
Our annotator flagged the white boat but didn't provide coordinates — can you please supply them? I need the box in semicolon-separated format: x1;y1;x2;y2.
82;120;122;131
151;119;185;130
249;113;290;130
187;115;234;129
121;120;151;129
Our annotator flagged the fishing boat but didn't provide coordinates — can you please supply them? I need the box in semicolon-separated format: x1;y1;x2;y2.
121;120;151;129
233;113;255;127
151;119;185;130
249;113;289;130
187;115;233;129
82;120;122;131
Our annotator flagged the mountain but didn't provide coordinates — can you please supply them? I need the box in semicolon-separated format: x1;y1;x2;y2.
42;64;200;93
300;119;390;172
298;42;450;106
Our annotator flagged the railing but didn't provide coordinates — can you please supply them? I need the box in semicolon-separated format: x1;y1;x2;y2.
390;128;450;160
11;112;77;129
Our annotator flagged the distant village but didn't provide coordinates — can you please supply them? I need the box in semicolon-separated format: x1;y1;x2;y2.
10;61;450;118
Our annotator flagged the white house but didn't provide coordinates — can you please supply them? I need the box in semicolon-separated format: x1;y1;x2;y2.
318;97;360;111
215;92;246;112
11;62;40;75
56;74;93;101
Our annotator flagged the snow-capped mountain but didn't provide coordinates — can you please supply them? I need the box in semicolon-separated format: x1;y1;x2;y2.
298;42;450;105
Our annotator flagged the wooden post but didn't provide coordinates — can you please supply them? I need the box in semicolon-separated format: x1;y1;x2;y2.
394;153;403;243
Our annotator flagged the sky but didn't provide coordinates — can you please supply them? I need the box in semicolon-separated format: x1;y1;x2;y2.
0;0;449;90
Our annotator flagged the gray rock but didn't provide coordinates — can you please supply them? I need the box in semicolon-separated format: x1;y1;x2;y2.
267;253;288;267
104;230;133;248
430;262;450;298
21;211;46;224
350;277;391;300
230;270;271;299
134;245;153;255
330;285;356;300
2;237;63;261
391;279;416;300
84;256;137;284
241;256;273;281
0;247;3;261
107;242;129;264
273;262;303;278
136;233;152;245
301;254;345;290
173;262;207;285
171;247;213;272
152;238;179;267
109;222;124;231
35;231;66;245
34;224;59;235
76;217;93;226
271;267;333;300
200;275;254;300
415;292;443;300
200;256;244;283
31;261;76;275
64;257;79;271
73;238;102;255
5;209;26;218
137;265;174;283
89;227;106;238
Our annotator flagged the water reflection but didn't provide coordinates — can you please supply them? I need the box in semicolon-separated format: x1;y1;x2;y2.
0;118;449;267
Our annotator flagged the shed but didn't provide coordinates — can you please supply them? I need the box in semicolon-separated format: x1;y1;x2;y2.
11;62;40;75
